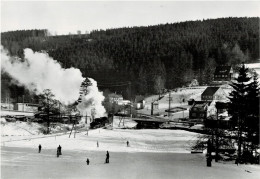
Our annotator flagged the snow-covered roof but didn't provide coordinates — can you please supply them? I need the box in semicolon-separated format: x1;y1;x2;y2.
214;66;232;75
201;87;221;96
108;93;123;98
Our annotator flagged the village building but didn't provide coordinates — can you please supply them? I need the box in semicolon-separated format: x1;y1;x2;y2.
201;87;227;101
213;66;234;81
135;95;146;109
118;100;131;106
13;103;39;112
189;101;216;119
108;93;123;104
216;101;230;119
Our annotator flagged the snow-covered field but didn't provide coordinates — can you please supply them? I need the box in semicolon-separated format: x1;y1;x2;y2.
1;117;198;153
246;62;260;83
1;117;260;179
2;146;260;179
138;87;207;116
246;62;260;74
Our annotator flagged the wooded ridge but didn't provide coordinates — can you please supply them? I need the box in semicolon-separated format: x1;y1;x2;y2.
1;17;259;98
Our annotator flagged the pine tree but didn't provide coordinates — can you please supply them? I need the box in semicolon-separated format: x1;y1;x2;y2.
245;74;259;156
228;63;251;161
77;78;92;103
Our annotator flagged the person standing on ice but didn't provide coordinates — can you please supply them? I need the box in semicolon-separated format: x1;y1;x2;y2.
97;141;99;147
38;144;42;153
106;151;110;163
58;145;62;155
57;147;60;157
86;158;90;165
127;141;129;147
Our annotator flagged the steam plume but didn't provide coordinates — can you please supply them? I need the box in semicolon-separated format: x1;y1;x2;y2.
1;45;106;119
1;46;84;104
77;78;106;118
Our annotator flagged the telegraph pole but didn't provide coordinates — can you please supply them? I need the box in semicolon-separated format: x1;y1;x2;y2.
215;108;219;162
168;91;171;118
151;101;154;115
23;95;25;112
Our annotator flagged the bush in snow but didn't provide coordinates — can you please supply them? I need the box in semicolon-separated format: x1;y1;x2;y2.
1;118;6;124
38;126;48;134
189;79;199;87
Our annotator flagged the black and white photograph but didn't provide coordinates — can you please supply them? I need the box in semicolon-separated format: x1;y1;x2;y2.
1;0;260;178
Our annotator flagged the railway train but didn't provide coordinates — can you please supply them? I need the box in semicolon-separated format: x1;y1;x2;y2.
90;114;113;129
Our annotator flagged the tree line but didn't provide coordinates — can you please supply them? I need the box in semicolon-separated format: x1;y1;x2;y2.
1;17;259;98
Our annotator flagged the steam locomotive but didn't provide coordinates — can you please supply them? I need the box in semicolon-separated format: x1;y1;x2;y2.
90;114;113;129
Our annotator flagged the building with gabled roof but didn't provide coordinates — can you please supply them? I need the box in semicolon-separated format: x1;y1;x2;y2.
214;66;234;81
189;101;217;119
201;87;227;101
108;93;123;104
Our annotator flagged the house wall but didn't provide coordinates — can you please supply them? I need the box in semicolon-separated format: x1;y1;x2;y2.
207;102;217;117
202;88;227;101
213;89;227;100
214;74;232;81
1;103;14;110
201;95;213;101
109;97;123;104
136;101;145;109
189;107;207;119
14;103;38;112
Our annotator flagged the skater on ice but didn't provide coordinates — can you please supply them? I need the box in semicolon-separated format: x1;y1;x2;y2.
86;158;90;165
126;141;129;147
58;145;62;155
38;144;42;153
57;147;60;157
105;151;110;163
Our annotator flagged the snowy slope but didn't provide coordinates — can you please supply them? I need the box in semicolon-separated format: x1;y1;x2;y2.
1;117;199;153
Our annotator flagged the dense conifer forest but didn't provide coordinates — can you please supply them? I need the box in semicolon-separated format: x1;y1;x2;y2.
1;17;259;99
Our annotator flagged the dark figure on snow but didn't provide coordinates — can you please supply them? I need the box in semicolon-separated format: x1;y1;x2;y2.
106;151;110;163
58;145;62;155
127;141;129;147
86;158;90;165
97;141;99;147
38;144;42;153
57;147;60;157
206;153;212;167
235;158;239;166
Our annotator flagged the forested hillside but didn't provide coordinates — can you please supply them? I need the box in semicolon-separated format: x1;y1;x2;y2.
1;17;259;99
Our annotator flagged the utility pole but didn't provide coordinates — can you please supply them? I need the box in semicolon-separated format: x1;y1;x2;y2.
168;91;171;118
47;96;50;134
151;101;154;115
215;108;219;162
59;102;61;121
23;95;24;112
8;94;10;111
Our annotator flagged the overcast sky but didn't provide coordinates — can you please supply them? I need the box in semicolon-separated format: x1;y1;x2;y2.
1;0;260;35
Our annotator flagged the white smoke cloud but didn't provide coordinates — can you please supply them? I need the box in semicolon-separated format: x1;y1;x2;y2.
1;46;106;119
1;46;84;104
77;78;106;118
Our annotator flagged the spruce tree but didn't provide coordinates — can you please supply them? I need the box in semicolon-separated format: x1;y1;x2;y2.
228;63;251;160
245;74;259;156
